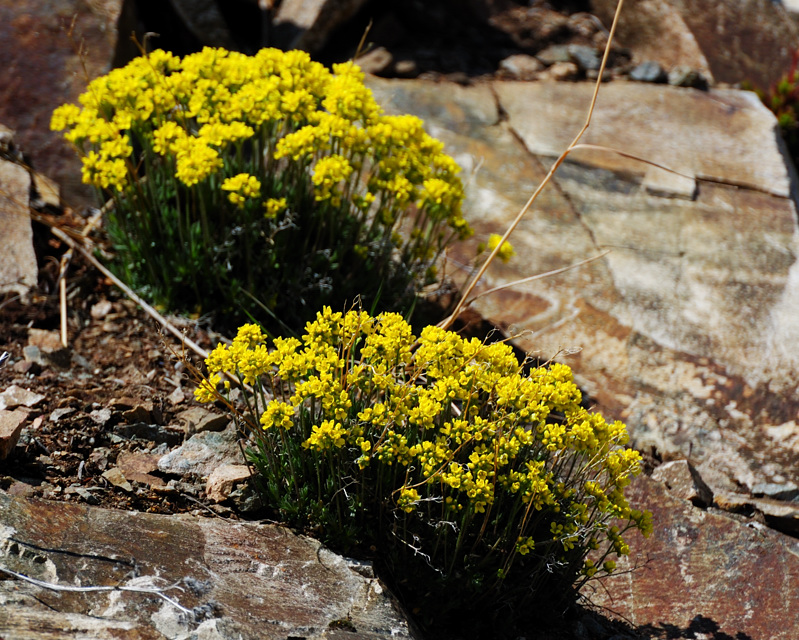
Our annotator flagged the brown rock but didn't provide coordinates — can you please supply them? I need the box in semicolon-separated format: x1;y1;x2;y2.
714;491;799;536
0;385;44;411
589;0;799;88
0;0;129;209
543;61;579;81
272;0;370;53
588;475;799;639
651;459;714;507
354;46;394;75
0;409;27;460
31;171;59;209
498;54;543;80
115;451;166;489
0;158;36;299
0;491;416;639
175;406;229;435
205;463;252;503
101;467;133;492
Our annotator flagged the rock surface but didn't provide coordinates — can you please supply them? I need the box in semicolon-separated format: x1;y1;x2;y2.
586;475;799;640
589;0;799;88
0;491;417;640
366;75;799;505
0;0;128;208
0;157;36;300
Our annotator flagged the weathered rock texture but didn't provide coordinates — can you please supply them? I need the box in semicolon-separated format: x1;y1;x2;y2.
586;475;799;640
0;0;127;208
589;0;799;88
0;157;36;299
366;76;799;503
0;491;417;640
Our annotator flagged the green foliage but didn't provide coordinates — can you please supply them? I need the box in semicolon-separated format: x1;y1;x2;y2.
745;50;799;164
51;48;471;334
196;309;652;635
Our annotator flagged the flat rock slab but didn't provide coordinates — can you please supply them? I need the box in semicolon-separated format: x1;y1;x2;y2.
0;159;36;299
0;491;416;640
494;81;792;197
588;475;799;640
367;76;799;497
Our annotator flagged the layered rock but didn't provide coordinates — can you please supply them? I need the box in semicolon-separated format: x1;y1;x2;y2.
0;491;417;640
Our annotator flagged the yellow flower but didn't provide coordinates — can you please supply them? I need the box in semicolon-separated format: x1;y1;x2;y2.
221;173;262;208
264;197;287;219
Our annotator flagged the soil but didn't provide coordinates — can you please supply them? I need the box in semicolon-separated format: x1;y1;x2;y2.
0;214;225;516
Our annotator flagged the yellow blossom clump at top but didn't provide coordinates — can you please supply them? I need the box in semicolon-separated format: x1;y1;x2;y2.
51;46;472;333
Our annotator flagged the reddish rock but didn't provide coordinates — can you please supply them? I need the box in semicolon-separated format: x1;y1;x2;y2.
590;0;799;88
589;475;799;639
115;451;166;489
651;459;714;507
0;0;127;209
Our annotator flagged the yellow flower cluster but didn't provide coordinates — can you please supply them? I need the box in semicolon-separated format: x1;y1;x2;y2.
51;47;470;245
197;308;651;579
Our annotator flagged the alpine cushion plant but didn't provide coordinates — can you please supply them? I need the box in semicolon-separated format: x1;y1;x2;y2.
195;309;652;636
51;48;471;333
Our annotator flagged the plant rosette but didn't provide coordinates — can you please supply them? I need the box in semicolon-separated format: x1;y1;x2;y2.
195;308;652;633
51;48;472;333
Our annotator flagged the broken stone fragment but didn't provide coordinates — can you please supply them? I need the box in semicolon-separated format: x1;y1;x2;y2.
115;451;167;489
206;464;253;503
101;467;133;493
651;459;714;507
0;158;36;300
0;491;417;639
0;409;28;460
714;491;799;536
175;406;229;436
157;425;244;479
0;385;45;412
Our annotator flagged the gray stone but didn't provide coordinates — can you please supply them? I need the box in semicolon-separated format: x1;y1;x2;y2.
0;491;417;640
568;44;601;71
157;425;244;479
492;81;793;197
629;60;667;83
587;475;799;640
272;0;370;53
113;423;183;447
0;159;36;300
668;64;709;89
535;44;572;66
751;481;799;501
651;459;714;507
